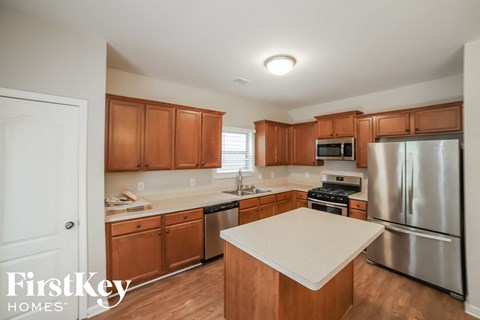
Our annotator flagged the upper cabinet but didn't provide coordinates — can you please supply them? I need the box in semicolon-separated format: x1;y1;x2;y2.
254;120;290;166
106;99;146;171
315;111;362;138
355;115;375;168
411;102;462;134
291;121;318;166
375;112;411;137
144;105;175;170
105;95;224;172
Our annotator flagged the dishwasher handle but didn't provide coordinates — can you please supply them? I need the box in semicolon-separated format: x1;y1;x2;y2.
204;201;239;214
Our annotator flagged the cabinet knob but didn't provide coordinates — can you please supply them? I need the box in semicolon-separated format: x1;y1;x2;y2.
145;164;149;168
406;128;410;133
166;230;170;234
201;162;206;166
158;232;162;236
415;128;419;132
136;164;141;168
184;216;188;220
136;225;141;228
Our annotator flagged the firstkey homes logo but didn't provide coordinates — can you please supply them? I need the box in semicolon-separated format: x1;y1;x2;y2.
5;272;131;313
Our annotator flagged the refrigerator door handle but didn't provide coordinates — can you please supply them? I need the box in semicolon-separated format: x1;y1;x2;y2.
375;223;453;243
407;152;414;215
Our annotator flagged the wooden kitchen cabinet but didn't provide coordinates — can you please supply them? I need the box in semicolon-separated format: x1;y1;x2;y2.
375;112;411;137
349;199;367;221
254;120;290;166
291;121;318;166
276;192;293;214
315;111;362;138
108;216;164;286
144;105;175;170
106;94;224;172
411;102;462;134
295;191;308;208
239;206;260;225
175;109;202;169
201;113;223;168
106;99;144;171
165;208;204;272
355;115;375;168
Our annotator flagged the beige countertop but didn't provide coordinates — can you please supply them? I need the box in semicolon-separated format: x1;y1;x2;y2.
105;182;316;223
349;191;368;202
220;208;384;291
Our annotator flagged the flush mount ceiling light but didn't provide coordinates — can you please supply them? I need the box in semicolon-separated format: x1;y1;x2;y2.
264;55;296;75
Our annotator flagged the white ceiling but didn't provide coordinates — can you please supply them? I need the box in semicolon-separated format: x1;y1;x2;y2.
2;0;480;109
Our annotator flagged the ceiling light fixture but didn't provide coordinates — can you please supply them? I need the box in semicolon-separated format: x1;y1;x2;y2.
264;55;296;75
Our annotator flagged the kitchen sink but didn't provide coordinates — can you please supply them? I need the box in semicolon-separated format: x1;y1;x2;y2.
222;188;272;196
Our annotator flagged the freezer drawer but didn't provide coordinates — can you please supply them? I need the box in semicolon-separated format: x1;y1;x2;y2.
367;220;463;297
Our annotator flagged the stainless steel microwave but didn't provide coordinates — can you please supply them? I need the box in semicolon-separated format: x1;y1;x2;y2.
315;137;355;161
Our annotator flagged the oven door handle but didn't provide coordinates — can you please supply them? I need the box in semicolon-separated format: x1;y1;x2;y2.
307;198;348;208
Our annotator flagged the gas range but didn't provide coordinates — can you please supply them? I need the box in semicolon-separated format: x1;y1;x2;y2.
307;187;358;204
307;174;362;209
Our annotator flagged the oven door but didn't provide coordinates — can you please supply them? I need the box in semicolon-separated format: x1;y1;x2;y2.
308;199;348;216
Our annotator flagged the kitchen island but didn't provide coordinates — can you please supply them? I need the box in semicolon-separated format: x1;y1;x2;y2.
220;208;384;320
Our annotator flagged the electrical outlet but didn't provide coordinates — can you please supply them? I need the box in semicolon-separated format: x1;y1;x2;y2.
137;182;144;192
258;173;263;180
270;171;275;179
305;172;310;178
190;178;196;187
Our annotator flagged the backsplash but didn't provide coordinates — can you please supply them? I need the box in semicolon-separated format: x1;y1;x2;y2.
105;166;290;197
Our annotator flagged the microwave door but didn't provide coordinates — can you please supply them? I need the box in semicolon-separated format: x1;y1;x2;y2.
316;143;343;160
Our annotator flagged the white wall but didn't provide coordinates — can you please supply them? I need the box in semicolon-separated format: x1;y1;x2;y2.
464;39;480;317
0;7;107;313
105;68;292;197
285;74;464;186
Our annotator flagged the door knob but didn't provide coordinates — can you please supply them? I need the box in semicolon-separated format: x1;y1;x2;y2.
65;221;75;229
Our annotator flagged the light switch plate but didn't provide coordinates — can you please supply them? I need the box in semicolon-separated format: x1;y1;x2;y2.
190;178;196;187
137;182;144;192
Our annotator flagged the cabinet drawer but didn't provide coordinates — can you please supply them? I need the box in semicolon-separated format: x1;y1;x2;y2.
165;208;203;226
349;209;367;221
276;192;292;202
296;192;307;200
239;198;259;209
111;216;162;236
350;199;367;211
259;195;276;205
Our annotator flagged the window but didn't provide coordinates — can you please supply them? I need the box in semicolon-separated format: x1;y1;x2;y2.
215;126;255;178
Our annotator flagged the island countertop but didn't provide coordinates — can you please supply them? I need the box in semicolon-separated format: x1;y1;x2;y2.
220;208;384;291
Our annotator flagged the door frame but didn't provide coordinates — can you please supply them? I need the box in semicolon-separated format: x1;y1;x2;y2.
0;87;88;319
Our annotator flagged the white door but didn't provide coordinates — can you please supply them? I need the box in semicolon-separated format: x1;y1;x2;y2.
0;92;83;320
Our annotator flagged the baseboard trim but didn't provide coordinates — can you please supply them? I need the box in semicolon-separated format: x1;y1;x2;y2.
466;303;480;319
87;303;107;318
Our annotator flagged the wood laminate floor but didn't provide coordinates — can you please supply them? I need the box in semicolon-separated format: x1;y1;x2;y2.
92;254;473;320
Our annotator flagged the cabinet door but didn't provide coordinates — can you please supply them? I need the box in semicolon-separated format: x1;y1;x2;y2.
276;199;292;214
144;105;175;170
375;112;410;137
276;125;289;165
292;122;317;166
201;113;223;168
111;229;163;284
259;203;276;220
334;114;355;137
106;100;144;171
175;109;201;169
265;123;277;166
316;117;334;138
412;105;462;134
165;219;203;271
356;116;375;168
239;207;260;225
296;199;308;208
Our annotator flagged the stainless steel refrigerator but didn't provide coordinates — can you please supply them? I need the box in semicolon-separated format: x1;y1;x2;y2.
367;139;464;300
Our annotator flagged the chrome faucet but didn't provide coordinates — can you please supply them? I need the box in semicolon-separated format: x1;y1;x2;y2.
237;169;243;191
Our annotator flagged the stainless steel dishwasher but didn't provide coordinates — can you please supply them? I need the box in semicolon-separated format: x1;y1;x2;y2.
204;201;239;260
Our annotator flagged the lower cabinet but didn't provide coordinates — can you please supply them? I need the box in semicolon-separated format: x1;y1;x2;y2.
165;219;203;271
107;208;204;287
276;192;293;214
349;199;368;221
295;191;308;208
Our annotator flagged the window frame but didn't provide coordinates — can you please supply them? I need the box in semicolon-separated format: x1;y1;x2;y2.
214;126;255;179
